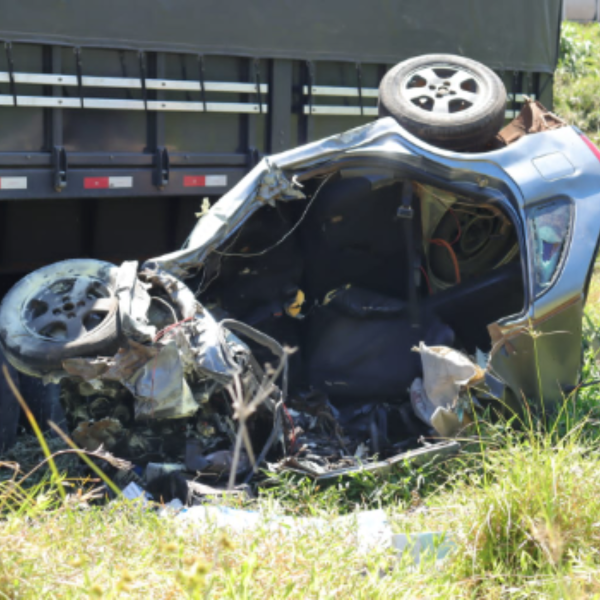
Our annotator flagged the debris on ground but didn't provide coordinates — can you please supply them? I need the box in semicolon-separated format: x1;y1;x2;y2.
3;99;573;499
0;434;86;483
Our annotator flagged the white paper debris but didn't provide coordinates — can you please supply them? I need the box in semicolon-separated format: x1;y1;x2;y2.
173;506;392;552
416;343;477;408
392;531;454;564
121;481;153;502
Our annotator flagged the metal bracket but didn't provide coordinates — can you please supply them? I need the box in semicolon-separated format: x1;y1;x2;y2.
306;61;314;115
512;70;518;116
396;206;413;219
118;50;132;100
397;180;414;219
153;146;169;189
253;59;263;114
4;42;16;106
356;62;364;116
52;146;68;191
197;55;207;112
247;147;260;168
138;51;148;111
74;48;84;108
179;53;192;102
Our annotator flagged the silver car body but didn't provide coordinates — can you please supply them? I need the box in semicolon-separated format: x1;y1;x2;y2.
147;117;600;407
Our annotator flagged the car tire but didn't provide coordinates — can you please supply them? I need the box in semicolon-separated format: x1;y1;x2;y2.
378;54;507;151
0;259;122;378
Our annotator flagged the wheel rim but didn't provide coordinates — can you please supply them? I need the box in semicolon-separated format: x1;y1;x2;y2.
21;276;116;342
402;64;483;114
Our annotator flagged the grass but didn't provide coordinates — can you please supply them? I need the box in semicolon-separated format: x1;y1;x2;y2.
6;396;600;598
555;22;600;145
5;330;600;598
3;24;600;598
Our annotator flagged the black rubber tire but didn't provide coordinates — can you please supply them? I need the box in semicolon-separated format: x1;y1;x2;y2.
378;54;507;151
0;259;121;378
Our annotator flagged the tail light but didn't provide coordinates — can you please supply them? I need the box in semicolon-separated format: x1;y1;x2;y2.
580;133;600;163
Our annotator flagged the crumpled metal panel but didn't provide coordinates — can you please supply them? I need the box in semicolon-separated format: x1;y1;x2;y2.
144;164;306;279
143;120;409;279
128;342;199;420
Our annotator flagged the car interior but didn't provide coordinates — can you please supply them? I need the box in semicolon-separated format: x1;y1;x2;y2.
193;168;526;451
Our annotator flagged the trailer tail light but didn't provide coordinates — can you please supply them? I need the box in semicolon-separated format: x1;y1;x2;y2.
84;176;133;189
580;133;600;164
184;175;227;187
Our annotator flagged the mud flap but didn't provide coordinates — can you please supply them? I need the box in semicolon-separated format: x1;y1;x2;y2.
0;346;20;451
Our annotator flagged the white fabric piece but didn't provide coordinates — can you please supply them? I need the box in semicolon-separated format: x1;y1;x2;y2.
121;482;153;502
416;343;478;408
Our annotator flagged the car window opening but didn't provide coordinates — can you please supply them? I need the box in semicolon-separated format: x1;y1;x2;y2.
194;171;525;453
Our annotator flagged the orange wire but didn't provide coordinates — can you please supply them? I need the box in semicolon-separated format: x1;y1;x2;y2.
153;316;195;342
419;266;432;295
448;207;461;245
282;404;296;448
429;238;461;284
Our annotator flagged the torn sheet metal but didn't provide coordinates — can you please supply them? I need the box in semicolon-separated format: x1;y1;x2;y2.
409;344;486;437
143;165;306;279
270;441;460;482
115;260;157;343
129;342;199;420
64;339;198;420
62;310;243;421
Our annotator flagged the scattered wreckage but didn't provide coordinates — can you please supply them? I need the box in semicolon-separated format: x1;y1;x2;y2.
0;54;597;497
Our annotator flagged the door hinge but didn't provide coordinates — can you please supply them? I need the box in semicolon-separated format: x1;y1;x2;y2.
52;146;68;191
154;146;170;189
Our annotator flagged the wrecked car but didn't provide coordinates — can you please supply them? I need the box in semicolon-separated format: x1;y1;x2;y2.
0;54;597;488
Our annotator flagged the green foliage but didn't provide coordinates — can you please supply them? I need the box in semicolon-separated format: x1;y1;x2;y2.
555;22;600;146
559;23;594;76
260;454;449;516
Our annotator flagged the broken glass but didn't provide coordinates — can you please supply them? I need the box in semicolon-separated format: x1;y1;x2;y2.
528;199;572;296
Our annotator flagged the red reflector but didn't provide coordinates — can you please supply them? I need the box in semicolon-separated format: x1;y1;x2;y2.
84;177;109;189
184;175;206;187
581;134;600;163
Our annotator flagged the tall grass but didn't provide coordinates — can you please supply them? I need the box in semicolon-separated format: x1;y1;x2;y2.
555;22;600;145
4;325;600;597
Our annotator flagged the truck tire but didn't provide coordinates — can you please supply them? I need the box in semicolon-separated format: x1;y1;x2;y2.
378;54;507;151
0;259;121;378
